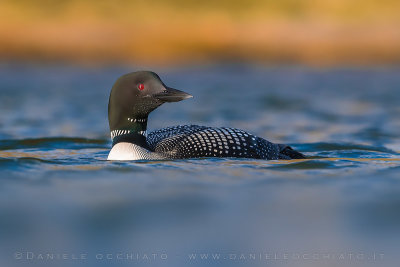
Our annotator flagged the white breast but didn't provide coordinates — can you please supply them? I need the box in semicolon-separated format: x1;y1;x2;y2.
107;142;165;161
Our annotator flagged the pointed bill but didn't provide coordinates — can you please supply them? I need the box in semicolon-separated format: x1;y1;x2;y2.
154;87;193;102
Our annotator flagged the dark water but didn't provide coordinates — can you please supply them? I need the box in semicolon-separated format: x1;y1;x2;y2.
0;63;399;267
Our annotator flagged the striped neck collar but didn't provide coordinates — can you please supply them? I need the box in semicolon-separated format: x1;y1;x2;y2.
110;117;147;145
110;116;148;140
111;131;149;149
110;129;147;139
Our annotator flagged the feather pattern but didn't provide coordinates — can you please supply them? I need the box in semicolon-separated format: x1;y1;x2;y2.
145;125;302;160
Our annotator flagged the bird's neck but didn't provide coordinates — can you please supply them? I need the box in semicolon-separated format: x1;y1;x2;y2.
110;116;149;148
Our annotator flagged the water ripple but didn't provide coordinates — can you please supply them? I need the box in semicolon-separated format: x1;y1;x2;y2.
0;137;108;151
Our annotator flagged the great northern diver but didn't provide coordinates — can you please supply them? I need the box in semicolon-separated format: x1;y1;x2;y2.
107;71;305;161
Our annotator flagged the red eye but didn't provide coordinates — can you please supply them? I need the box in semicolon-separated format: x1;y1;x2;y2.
138;84;144;90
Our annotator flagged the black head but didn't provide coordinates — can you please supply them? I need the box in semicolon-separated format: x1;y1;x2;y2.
108;71;192;131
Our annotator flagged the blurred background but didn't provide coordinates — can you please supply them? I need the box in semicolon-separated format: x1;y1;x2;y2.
1;0;400;65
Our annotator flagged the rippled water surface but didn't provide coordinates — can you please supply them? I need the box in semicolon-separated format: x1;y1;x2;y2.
1;63;400;267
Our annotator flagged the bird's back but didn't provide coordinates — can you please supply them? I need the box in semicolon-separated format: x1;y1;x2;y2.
146;125;304;160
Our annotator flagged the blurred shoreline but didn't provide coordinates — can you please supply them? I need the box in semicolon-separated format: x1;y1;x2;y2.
1;0;400;65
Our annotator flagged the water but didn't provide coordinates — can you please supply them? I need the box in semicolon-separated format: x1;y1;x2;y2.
0;63;399;267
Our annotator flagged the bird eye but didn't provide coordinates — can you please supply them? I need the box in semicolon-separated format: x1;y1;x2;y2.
138;84;144;90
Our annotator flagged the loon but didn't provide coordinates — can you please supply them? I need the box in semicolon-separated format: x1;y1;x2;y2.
107;71;305;161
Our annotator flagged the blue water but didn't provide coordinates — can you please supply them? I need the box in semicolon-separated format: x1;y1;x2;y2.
1;63;400;267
